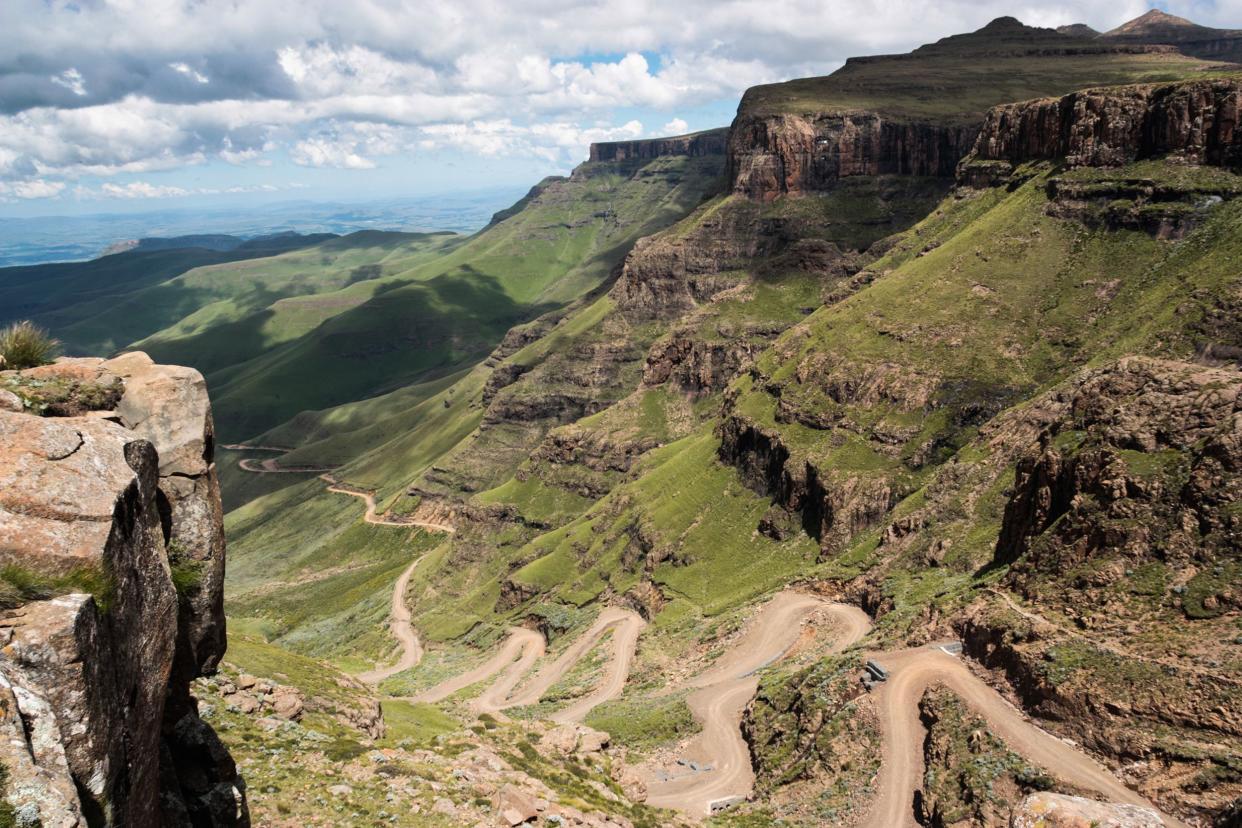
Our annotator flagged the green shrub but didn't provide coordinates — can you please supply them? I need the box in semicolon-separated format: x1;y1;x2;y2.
167;541;204;597
0;320;60;369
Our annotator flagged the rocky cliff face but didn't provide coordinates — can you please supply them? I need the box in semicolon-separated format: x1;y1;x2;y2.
956;358;1242;822
728;113;977;200
0;354;244;826
588;128;728;163
960;78;1242;178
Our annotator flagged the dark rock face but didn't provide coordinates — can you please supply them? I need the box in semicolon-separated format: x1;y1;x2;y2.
961;79;1242;175
588;129;728;163
717;409;897;557
643;333;766;395
728;113;976;201
609;213;763;320
993;357;1241;571
0;355;246;827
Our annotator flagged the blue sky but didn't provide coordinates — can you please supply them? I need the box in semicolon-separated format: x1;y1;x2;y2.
0;0;1233;218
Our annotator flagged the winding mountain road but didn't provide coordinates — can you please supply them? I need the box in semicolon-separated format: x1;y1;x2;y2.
644;592;871;816
404;608;643;721
322;478;456;533
500;607;646;722
231;443;1170;822
860;644;1184;828
411;627;546;706
221;443;336;474
357;554;427;684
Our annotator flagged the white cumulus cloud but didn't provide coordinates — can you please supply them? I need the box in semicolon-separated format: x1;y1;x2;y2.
0;0;1234;200
662;118;689;135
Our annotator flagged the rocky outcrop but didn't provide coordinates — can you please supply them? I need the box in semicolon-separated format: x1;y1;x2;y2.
993;357;1241;571
717;411;898;557
729;113;976;200
952;358;1242;823
610;196;862;321
609;215;760;320
1010;792;1165;827
588;129;728;163
917;686;1059;827
960;78;1242;180
642;331;767;395
0;355;244;826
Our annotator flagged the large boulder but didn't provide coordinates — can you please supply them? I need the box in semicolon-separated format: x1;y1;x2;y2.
1010;792;1165;827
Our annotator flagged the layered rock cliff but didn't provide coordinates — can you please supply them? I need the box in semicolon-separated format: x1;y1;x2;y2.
0;354;244;826
588;128;728;163
727;114;977;200
960;78;1242;176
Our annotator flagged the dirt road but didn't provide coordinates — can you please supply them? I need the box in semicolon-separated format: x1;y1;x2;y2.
229;446;452;531
357;555;426;684
411;627;546;706
323;479;456;533
644;592;871;816
222;443;335;474
404;607;642;721
861;645;1184;828
500;607;646;720
550;610;646;724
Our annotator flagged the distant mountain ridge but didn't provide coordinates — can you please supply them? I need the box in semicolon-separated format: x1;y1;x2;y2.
1064;7;1242;63
99;231;338;257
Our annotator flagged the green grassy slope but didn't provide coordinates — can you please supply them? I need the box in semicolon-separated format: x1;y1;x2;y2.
4;154;723;447
0;233;333;352
128;231;462;375
193;155;722;439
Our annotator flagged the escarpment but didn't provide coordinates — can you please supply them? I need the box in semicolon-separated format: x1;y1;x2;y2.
728;113;977;200
589;128;728;162
961;78;1242;176
0;354;245;826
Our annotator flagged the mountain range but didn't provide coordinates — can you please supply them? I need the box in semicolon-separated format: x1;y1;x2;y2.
0;9;1239;828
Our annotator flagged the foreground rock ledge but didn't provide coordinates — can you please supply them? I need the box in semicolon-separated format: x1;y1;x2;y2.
0;353;246;827
1010;792;1166;827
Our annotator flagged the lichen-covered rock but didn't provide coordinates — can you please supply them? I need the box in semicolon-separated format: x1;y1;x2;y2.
0;352;245;826
1010;792;1165;827
0;652;85;828
103;352;226;679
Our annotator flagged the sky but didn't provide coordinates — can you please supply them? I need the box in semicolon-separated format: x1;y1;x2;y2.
0;0;1238;218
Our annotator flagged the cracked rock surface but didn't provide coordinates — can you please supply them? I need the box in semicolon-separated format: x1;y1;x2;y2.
0;353;246;827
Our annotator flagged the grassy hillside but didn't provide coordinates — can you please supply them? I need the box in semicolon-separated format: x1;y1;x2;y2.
188;155;721;439
0;233;333;352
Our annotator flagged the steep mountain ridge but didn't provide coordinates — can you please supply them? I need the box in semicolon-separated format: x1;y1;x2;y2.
727;16;1231;201
589;128;729;162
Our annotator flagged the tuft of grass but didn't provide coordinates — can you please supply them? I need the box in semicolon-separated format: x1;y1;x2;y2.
167;541;204;596
0;563;115;613
0;320;60;369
